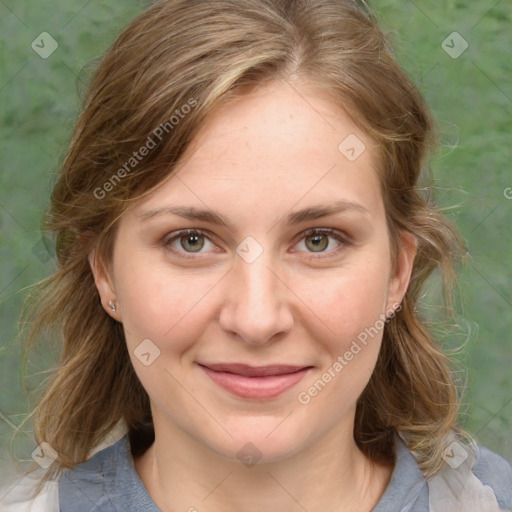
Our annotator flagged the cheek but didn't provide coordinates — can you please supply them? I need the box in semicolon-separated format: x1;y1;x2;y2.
115;256;215;354
294;253;391;402
115;260;218;411
301;259;390;343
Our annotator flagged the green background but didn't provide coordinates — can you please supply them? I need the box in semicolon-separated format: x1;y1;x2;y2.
1;1;511;480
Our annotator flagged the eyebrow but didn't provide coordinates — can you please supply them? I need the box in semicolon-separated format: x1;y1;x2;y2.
138;200;371;228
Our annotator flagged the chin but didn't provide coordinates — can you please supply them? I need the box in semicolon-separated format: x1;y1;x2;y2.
199;419;312;465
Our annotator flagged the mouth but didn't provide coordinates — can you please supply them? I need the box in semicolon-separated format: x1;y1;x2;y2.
199;363;311;377
197;362;313;399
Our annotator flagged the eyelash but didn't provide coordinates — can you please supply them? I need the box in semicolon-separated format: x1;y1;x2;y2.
162;228;350;259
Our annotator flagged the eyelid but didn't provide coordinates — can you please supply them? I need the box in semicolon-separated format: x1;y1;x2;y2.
162;228;221;259
162;227;351;258
289;227;351;257
298;227;350;243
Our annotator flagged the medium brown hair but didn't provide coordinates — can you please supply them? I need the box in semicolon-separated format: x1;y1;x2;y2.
16;0;468;489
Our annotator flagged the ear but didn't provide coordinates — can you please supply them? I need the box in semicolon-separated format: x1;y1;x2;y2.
88;249;121;321
386;230;417;313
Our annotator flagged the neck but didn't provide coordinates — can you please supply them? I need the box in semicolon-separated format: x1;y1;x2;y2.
134;418;393;512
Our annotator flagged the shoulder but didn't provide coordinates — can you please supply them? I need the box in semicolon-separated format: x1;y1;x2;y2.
472;444;512;509
58;434;128;510
428;441;512;512
0;424;131;512
374;435;512;512
0;437;127;512
58;433;159;511
0;473;59;512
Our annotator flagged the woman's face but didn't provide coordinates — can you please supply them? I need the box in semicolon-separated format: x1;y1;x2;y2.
91;79;415;463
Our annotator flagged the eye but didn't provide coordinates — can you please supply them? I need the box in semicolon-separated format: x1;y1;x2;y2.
162;227;349;259
293;228;348;255
163;229;217;255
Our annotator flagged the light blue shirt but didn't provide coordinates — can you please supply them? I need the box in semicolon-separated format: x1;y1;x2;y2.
58;433;512;511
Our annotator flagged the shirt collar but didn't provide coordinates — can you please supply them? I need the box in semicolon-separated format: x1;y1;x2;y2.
60;432;428;512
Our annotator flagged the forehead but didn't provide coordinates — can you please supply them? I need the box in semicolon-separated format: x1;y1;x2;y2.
133;80;384;223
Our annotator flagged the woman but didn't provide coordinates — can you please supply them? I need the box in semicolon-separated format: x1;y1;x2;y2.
2;0;511;510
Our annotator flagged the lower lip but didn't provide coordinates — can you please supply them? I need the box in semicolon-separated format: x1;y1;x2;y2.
200;365;311;400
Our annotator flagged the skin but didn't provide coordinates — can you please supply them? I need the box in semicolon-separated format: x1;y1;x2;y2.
89;78;417;512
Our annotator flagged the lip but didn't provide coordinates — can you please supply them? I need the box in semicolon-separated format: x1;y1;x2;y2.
198;363;312;399
200;363;309;377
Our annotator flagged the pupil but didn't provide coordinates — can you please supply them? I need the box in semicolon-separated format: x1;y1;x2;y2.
182;234;204;252
307;234;328;252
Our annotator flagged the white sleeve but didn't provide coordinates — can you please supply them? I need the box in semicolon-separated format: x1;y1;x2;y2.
0;421;128;512
0;476;59;512
428;441;510;512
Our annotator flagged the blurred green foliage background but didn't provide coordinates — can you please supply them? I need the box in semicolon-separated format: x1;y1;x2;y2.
1;1;511;480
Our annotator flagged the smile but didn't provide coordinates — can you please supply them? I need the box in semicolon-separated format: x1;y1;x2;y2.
198;363;313;400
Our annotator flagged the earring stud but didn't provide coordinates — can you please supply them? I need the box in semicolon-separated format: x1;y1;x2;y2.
108;300;116;312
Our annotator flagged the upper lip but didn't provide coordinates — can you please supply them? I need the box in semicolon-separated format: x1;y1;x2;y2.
199;363;311;377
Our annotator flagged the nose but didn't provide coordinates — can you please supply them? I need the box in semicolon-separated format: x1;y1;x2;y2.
219;250;294;346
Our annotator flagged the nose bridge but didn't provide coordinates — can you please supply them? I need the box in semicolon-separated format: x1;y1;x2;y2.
219;248;293;345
